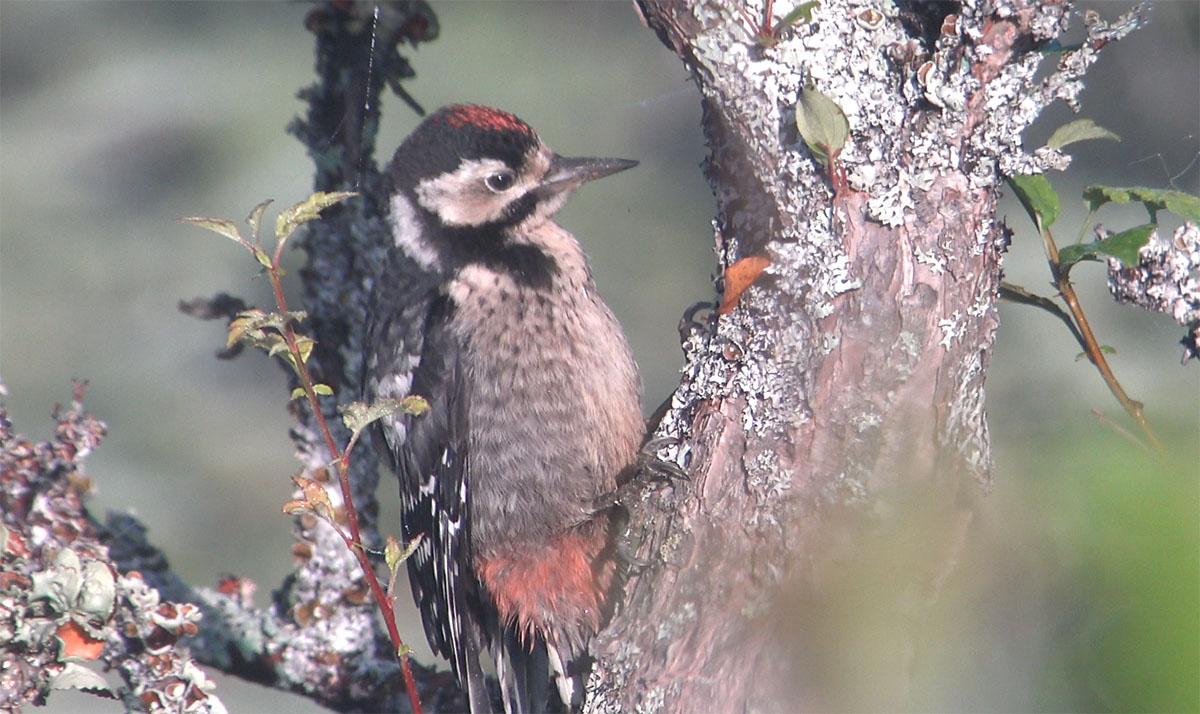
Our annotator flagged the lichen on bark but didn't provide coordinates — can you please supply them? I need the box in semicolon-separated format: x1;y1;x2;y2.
587;1;1145;711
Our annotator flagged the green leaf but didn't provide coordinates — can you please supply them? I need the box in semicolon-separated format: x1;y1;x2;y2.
338;396;431;435
231;309;307;335
275;191;358;243
1095;224;1155;265
1083;185;1200;223
385;533;424;573
1056;245;1092;267
253;248;273;269
776;0;819;29
177;216;245;245
227;310;268;348
1046;119;1120;151
1007;174;1061;229
294;336;315;365
265;336;291;358
278;352;300;373
795;85;849;167
1058;223;1155;268
759;0;820;46
1077;345;1117;361
246;199;274;244
278;310;307;326
312;383;334;396
290;387;307;400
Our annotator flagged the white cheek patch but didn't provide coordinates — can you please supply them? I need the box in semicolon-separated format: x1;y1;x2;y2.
415;157;537;227
390;193;439;269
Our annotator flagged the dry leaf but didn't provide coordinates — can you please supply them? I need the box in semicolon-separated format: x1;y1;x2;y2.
718;255;770;314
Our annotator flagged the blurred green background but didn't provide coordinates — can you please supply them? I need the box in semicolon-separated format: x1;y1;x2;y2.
1;2;1196;712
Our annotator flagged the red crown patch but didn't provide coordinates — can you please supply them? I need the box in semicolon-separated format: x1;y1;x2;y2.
439;104;536;138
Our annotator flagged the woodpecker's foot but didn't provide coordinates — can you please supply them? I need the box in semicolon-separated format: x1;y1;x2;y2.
678;301;714;344
601;439;690;575
606;496;654;572
593;437;685;514
591;482;632;515
615;535;654;571
637;436;689;483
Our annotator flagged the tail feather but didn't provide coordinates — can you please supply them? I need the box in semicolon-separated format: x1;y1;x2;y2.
448;612;494;713
462;649;494;714
546;642;582;712
496;631;551;714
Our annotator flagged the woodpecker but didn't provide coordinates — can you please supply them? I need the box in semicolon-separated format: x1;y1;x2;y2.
363;105;643;713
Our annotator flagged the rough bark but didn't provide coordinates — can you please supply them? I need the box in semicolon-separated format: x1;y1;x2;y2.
585;1;1143;711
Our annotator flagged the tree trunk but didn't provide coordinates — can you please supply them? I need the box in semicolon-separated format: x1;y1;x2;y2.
586;1;1140;711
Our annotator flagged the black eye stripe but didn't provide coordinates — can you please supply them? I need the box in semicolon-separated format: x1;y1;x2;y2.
500;192;537;224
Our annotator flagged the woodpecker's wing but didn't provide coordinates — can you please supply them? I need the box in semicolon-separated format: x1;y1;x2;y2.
399;296;494;712
364;252;493;713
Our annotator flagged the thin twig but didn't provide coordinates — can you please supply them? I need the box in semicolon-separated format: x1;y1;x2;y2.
998;282;1087;349
1039;220;1165;454
267;260;423;714
1090;408;1155;455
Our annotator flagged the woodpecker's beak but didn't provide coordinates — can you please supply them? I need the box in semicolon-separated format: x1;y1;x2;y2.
537;155;638;197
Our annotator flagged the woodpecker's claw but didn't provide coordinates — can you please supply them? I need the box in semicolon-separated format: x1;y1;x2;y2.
597;438;690;576
678;301;714;343
605;488;655;573
643;457;688;483
643;435;681;454
616;538;654;571
637;436;688;483
591;441;683;516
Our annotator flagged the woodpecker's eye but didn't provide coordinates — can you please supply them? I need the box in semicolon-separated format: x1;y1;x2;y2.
484;171;515;193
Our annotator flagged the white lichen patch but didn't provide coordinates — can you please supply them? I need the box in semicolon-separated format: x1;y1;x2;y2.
937;310;965;349
942;347;994;487
851;412;883;432
869;171;917;227
1109;222;1200;362
914;246;948;275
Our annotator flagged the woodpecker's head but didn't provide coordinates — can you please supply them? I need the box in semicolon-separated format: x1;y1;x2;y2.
386;104;636;272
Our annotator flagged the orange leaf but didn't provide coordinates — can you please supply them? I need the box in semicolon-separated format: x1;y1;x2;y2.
717;255;770;314
56;620;105;661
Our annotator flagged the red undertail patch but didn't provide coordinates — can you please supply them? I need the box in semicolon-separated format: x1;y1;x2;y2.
476;525;614;649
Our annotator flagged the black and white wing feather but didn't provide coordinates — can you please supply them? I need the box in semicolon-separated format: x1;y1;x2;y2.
364;249;493;713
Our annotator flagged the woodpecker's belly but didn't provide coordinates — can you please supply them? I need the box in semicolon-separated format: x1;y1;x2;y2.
446;263;642;556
